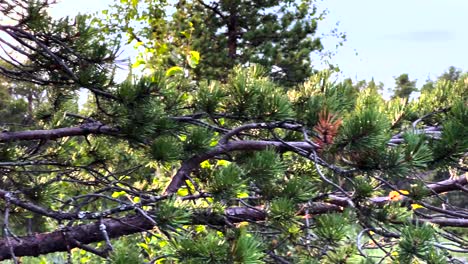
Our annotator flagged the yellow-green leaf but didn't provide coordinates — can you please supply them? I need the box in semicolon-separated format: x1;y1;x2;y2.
200;160;211;168
135;41;144;48
187;51;200;68
216;160;230;166
138;243;149;251
190;51;200;62
180;31;190;39
411;203;424;210
177;188;189;196
132;59;145;68
194;225;206;233
288;224;300;235
165;66;183;76
156;44;167;55
111;191;127;198
237;192;249;198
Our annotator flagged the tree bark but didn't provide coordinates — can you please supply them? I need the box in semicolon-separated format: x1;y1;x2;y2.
2;190;468;260
164;140;315;194
227;4;238;59
0;215;154;260
0;123;118;142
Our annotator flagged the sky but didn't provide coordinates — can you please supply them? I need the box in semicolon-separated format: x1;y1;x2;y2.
47;0;468;89
319;0;468;87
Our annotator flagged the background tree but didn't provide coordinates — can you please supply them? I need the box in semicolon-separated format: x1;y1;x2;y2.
0;72;46;124
439;66;462;82
0;1;467;263
392;73;418;100
0;81;29;128
178;0;326;86
344;77;385;93
103;0;343;87
421;77;435;93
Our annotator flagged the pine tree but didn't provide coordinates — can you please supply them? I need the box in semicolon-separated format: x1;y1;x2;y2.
182;0;326;86
104;0;332;87
439;66;462;82
0;72;30;128
392;73;418;99
421;77;435;93
0;1;467;263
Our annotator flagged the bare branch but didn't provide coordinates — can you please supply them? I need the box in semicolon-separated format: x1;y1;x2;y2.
164;140;315;194
0;123;118;142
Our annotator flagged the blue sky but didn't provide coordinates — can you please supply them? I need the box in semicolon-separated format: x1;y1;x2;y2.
318;0;468;87
49;0;468;89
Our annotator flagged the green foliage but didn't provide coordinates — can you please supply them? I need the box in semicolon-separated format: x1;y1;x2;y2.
231;231;265;263
279;177;317;203
1;60;467;262
381;132;433;178
398;224;446;263
292;71;358;126
225;66;293;121
353;176;378;200
0;79;31;128
154;199;191;227
0;143;14;162
114;74;169;139
401;133;433;169
1;2;468;263
412;74;466;118
183;127;214;155
433;100;468;163
104;0;346;86
110;242;145;264
176;0;329;86
165;229;265;264
242;149;286;196
439;66;462;82
207;164;245;201
150;136;183;162
269;197;297;223
385;97;407;128
392;73;418;99
321;244;364;264
170;231;229;264
373;203;412;223
315;213;349;243
196;81;224;114
337;106;390;167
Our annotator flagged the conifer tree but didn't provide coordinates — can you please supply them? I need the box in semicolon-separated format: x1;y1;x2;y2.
0;1;467;263
178;0;325;86
392;73;418;99
440;66;462;82
104;0;334;87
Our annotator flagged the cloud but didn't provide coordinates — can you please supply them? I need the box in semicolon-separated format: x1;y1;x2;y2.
386;30;455;42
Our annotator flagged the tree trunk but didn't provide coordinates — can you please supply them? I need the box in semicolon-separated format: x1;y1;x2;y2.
227;5;238;59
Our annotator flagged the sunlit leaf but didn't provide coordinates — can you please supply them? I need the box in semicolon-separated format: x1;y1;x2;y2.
187;51;200;68
165;66;183;76
132;59;145;68
111;191;127;198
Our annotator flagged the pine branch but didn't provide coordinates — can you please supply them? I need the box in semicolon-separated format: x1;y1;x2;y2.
0;123;118;142
164;121;448;194
0;174;467;261
164;140;315;194
196;0;227;21
0;214;154;260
